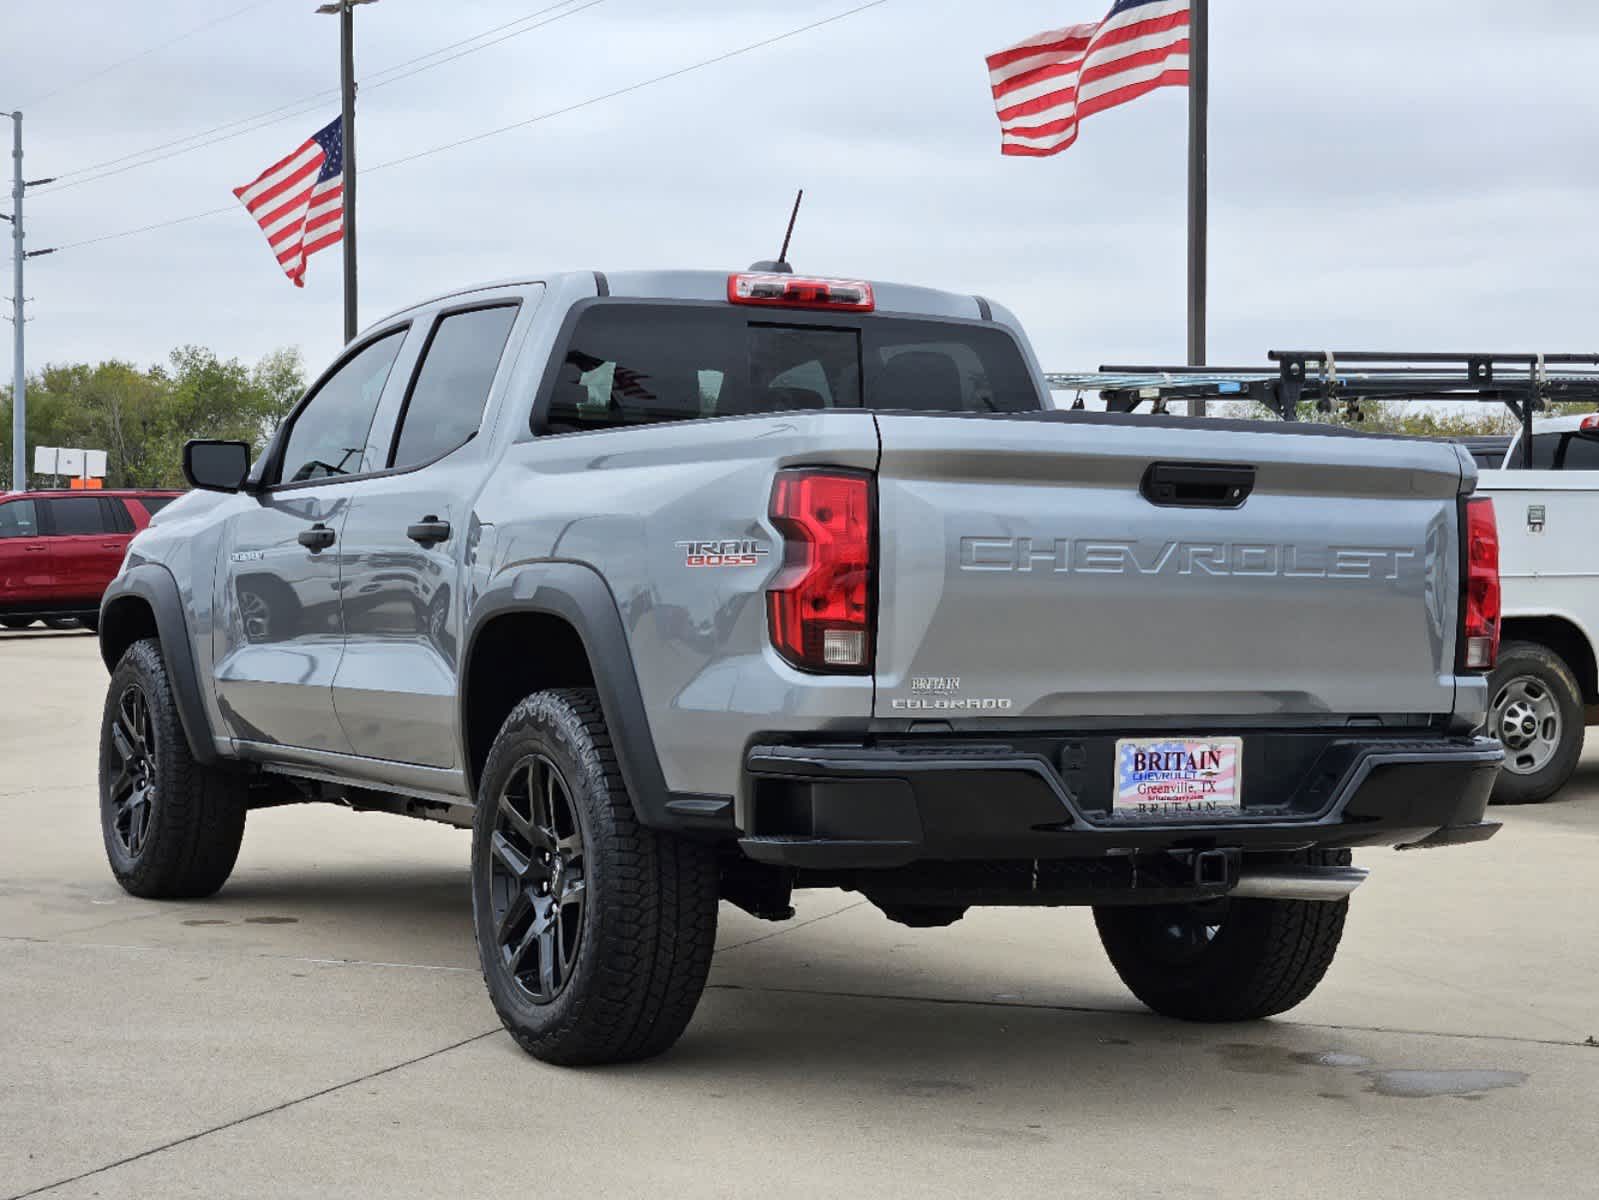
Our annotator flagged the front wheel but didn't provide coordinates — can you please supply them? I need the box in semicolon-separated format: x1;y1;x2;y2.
470;689;719;1066
1485;640;1585;804
1095;853;1349;1022
99;639;248;898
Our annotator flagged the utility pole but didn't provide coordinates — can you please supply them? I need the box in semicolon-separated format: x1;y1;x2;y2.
1186;0;1208;416
5;111;55;492
10;111;26;492
317;0;377;344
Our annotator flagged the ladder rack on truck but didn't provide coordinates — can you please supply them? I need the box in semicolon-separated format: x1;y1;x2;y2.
1046;351;1599;469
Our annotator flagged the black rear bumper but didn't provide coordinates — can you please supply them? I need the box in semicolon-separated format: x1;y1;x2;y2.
738;733;1503;869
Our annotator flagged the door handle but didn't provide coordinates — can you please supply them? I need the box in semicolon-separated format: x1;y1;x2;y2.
298;523;336;552
406;516;451;545
1140;462;1256;509
25;544;46;552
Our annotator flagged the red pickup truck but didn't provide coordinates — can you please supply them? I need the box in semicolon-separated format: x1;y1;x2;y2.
0;490;182;631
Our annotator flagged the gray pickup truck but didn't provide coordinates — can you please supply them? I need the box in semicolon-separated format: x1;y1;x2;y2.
95;267;1504;1065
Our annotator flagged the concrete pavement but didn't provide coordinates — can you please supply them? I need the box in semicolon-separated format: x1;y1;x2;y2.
2;630;1596;1199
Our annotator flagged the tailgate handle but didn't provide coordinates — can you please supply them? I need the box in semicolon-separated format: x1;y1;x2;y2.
1140;462;1255;509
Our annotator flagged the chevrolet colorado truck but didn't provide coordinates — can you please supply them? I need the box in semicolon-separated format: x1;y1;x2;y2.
95;268;1504;1065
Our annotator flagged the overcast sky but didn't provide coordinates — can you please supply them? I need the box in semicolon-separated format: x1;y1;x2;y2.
6;0;1598;384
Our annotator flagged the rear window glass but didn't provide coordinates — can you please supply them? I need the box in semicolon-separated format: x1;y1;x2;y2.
541;303;1040;433
1514;430;1599;470
45;497;112;535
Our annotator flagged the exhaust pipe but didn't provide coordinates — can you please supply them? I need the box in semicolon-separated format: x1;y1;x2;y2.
1231;866;1368;902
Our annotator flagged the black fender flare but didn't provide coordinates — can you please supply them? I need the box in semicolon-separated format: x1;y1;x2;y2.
98;563;221;766
460;561;732;834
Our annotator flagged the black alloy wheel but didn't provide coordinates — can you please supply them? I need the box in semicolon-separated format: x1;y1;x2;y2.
106;682;158;858
487;754;588;1004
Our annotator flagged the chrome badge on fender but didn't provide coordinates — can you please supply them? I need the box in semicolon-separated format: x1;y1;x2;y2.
675;539;770;568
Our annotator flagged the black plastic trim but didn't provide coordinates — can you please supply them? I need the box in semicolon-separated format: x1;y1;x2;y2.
593;270;610;298
741;734;1503;868
974;295;993;321
98;563;220;766
460;560;733;834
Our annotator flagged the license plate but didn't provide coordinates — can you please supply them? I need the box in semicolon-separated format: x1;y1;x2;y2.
1113;737;1243;819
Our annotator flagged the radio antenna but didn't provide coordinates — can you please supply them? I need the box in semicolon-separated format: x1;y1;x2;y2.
777;189;804;266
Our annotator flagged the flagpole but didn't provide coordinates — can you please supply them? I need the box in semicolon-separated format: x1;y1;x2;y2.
338;0;358;345
1186;0;1208;413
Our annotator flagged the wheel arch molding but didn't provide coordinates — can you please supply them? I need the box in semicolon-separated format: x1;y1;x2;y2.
1499;613;1598;705
459;561;733;835
98;563;220;766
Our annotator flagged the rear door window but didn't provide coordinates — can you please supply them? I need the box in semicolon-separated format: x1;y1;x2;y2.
540;303;1039;433
44;497;112;535
138;496;177;516
0;499;39;538
389;304;520;470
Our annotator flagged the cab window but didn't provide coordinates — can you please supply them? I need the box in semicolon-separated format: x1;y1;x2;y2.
0;499;38;538
276;330;406;485
389;305;519;471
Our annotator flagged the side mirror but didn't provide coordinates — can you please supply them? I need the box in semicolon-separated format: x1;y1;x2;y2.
183;440;252;493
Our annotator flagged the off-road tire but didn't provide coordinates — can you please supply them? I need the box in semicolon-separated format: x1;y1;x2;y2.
1094;850;1351;1022
99;638;248;898
471;688;719;1066
1485;640;1585;804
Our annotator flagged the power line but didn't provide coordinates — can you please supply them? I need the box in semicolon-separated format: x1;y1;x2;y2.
23;0;279;107
365;1;890;173
39;0;603;193
49;0;890;255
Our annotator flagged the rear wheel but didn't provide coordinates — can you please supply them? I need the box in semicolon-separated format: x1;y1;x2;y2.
1485;640;1585;804
1094;852;1349;1022
471;688;719;1066
99;639;248;898
44;617;80;630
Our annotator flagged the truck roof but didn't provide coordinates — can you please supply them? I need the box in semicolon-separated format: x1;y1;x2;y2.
366;269;1003;333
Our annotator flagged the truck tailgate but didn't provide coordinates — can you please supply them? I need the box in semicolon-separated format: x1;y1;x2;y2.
873;413;1465;722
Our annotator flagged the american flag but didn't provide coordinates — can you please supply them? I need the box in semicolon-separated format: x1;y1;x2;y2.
232;117;346;287
987;0;1191;157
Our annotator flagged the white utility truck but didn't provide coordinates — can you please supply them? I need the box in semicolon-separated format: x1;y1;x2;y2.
1477;412;1599;801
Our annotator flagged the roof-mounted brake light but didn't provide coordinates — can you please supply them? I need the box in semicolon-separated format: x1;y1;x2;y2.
728;273;874;312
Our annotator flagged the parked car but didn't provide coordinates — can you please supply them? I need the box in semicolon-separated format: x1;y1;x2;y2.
0;490;182;631
95;268;1503;1066
1475;411;1599;801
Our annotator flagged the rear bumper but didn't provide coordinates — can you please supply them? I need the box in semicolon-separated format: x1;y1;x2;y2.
739;733;1503;869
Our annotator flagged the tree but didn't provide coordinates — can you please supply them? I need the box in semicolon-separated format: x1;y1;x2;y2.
0;346;304;490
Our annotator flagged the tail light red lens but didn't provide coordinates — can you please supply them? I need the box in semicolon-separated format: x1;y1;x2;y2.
1462;496;1500;671
767;469;874;673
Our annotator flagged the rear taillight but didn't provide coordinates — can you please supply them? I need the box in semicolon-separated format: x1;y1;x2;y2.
1462;496;1500;671
1581;413;1599;432
728;273;875;312
767;469;874;673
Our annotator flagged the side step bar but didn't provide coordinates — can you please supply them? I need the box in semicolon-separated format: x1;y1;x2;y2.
1231;866;1369;902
